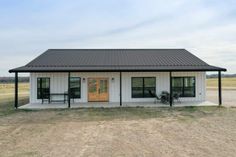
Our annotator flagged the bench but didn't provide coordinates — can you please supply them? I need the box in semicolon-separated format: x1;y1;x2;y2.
41;93;68;104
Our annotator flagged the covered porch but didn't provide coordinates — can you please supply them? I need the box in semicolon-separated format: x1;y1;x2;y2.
9;49;227;109
19;101;217;109
12;70;224;109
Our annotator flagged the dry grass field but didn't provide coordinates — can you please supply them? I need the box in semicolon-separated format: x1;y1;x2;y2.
207;77;236;89
206;77;236;106
0;81;236;157
0;83;29;94
0;105;236;157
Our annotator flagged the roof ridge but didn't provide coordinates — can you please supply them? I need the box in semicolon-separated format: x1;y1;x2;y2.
26;64;210;67
48;48;186;51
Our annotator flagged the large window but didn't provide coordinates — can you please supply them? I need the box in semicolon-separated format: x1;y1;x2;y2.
70;77;81;98
132;77;156;98
172;77;195;97
37;78;50;99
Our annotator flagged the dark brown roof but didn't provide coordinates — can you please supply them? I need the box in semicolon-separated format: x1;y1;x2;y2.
9;49;226;72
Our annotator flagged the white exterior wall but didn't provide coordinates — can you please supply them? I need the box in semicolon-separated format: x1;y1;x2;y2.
30;72;120;103
30;72;206;104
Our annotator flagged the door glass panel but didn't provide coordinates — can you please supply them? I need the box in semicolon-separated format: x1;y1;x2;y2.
100;79;108;93
88;79;97;93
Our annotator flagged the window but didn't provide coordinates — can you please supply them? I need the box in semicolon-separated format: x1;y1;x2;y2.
132;77;156;98
172;77;195;97
37;78;50;99
70;77;81;98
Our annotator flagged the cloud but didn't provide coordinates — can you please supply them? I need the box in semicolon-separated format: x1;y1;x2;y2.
0;0;236;75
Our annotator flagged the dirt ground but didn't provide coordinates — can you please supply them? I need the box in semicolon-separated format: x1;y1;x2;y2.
207;89;236;107
0;107;236;157
0;84;235;157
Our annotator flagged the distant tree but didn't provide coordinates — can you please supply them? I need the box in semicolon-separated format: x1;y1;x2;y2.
206;74;236;78
0;77;29;83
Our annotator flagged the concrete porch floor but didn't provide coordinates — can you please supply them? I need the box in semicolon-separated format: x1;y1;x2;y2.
19;101;218;109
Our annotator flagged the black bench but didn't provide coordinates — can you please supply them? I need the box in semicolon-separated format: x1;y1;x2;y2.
41;93;68;104
49;93;68;103
41;92;76;104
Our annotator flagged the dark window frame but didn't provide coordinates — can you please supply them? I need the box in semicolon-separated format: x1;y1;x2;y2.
37;77;50;99
70;77;81;99
172;76;196;97
131;77;156;98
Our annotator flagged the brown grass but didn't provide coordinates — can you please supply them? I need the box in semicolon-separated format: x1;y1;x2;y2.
0;100;236;156
207;77;236;88
0;83;29;116
0;83;29;94
0;83;236;156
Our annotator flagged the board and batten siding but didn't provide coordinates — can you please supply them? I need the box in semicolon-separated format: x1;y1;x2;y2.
30;72;206;103
30;72;120;103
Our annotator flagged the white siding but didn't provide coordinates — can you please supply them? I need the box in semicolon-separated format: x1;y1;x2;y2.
30;72;120;103
30;72;206;103
172;72;206;102
122;72;169;102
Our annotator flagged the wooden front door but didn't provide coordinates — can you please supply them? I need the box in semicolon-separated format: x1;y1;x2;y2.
88;78;109;102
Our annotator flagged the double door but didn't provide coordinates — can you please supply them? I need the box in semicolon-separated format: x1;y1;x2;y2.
88;78;109;102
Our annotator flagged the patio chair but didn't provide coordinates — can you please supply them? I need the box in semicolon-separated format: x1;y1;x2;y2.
148;90;161;104
173;93;181;104
160;91;170;104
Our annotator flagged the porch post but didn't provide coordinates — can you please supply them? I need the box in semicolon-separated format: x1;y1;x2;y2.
169;71;173;107
120;71;122;106
15;72;18;109
218;71;222;106
68;72;71;108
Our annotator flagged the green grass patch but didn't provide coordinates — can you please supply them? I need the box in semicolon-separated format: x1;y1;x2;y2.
0;83;29;117
0;96;29;117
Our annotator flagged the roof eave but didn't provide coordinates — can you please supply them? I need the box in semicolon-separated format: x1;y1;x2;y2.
9;67;227;73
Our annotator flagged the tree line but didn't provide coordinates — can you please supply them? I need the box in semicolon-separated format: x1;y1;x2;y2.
207;74;236;78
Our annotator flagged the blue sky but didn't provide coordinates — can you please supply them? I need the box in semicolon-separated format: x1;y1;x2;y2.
1;0;236;76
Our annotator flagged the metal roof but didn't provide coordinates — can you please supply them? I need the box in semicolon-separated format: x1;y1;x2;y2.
9;49;226;72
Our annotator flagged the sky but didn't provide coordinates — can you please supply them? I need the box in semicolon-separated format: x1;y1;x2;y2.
0;0;236;76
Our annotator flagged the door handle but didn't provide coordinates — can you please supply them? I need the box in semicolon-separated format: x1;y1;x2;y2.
98;88;100;94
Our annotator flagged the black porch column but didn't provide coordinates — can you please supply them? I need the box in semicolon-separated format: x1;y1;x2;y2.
169;71;173;107
15;72;18;109
68;72;71;108
218;71;222;106
120;71;122;106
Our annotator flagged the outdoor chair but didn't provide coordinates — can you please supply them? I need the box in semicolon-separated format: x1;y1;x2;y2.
160;91;170;104
173;93;181;104
148;90;161;104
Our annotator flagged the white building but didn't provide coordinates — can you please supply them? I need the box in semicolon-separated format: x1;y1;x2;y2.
9;49;226;108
